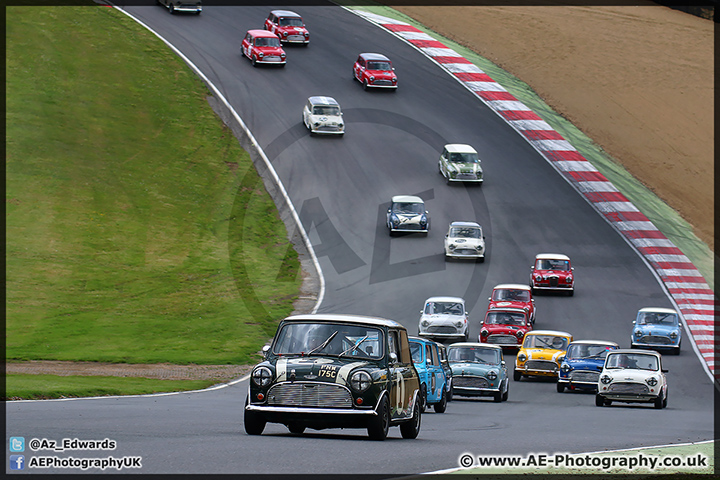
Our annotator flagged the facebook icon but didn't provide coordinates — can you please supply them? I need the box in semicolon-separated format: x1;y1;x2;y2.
10;455;25;470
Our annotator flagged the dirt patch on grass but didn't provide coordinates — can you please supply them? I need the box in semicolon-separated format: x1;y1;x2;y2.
6;361;252;381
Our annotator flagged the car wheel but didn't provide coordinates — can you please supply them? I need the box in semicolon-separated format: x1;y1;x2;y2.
400;397;422;439
662;390;668;408
168;4;175;14
433;388;447;413
353;69;357;81
446;174;452;185
493;390;502;403
251;56;257;67
595;394;605;407
501;382;509;401
557;382;565;393
447;385;454;402
513;370;522;381
287;423;305;435
244;396;266;435
673;342;681;355
477;256;485;263
363;80;368;90
567;289;574;297
367;395;390;440
419;384;427;412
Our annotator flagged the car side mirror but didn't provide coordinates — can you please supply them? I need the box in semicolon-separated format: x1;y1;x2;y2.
571;267;574;271
501;360;505;366
389;352;398;364
662;368;668;373
488;297;491;301
632;320;636;324
425;210;429;214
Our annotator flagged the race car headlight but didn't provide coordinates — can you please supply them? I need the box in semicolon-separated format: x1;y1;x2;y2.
282;31;288;37
304;32;309;37
338;123;344;128
561;363;571;373
369;76;375;82
488;371;498;380
517;352;527;362
600;374;612;384
566;275;573;283
516;330;525;338
252;366;273;387
421;320;429;327
350;371;372;392
280;53;286;59
535;275;542;282
455;321;464;328
258;52;264;58
480;328;488;337
419;215;428;226
669;331;678;339
634;329;643;337
645;376;658;387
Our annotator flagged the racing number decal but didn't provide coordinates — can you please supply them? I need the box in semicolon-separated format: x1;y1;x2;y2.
395;369;406;415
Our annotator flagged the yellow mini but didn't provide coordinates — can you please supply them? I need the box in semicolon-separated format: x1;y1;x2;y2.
514;330;573;381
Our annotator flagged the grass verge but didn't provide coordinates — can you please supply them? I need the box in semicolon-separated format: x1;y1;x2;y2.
6;5;301;398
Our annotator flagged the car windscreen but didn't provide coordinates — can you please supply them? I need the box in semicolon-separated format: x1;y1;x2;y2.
449;227;481;239
273;322;383;359
636;311;678;326
409;342;423;363
448;346;500;364
523;335;568;350
278;17;303;26
448;152;479;163
312;106;340;116
537;259;569;271
392;202;424;214
491;289;530;302
606;353;659;371
254;37;281;47
424;302;463;315
485;311;526;326
367;61;392;71
567;344;615;359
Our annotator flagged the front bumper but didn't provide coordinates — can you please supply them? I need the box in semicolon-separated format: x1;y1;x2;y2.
310;125;344;135
445;249;484;259
447;176;483;183
390;226;428;233
172;4;202;13
419;332;465;341
516;364;559;377
598;393;661;404
245;404;377;428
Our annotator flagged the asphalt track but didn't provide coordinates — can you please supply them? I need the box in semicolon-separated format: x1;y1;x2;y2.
5;3;714;476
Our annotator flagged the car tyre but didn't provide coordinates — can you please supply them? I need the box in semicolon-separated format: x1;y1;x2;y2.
363;80;368;90
477;256;485;263
287;423;305;434
433;388;447;413
567;289;574;297
251;56;258;67
244;396;266;435
501;382;509;401
662;390;668;408
168;4;175;14
493;391;502;403
595;394;605;407
419;384;427;412
400;397;422;439
513;370;522;381
557;382;565;393
673;342;681;355
447;385;454;402
367;395;390;440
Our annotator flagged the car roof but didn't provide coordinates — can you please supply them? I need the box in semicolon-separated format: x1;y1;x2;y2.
247;29;280;38
638;307;677;314
271;10;302;18
492;283;531;291
408;336;440;345
425;296;465;303
444;144;477;153
308;96;340;106
535;253;571;261
391;195;424;204
448;342;503;351
449;221;481;228
569;340;619;347
360;52;391;61
526;329;572;337
608;348;661;357
283;314;404;329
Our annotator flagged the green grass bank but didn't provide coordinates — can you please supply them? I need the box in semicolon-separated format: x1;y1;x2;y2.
6;5;301;398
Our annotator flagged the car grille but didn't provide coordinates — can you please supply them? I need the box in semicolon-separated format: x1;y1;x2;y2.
373;80;394;86
267;382;353;408
608;382;649;395
456;173;478;180
317;125;342;132
397;223;424;230
526;360;558;372
287;35;305;42
454;376;489;388
428;325;459;334
264;56;283;62
570;371;599;383
454;249;478;255
547;276;559;287
487;334;519;345
638;335;672;345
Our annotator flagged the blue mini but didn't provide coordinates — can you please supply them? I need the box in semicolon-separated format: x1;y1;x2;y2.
631;307;682;355
409;337;449;413
557;340;619;393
